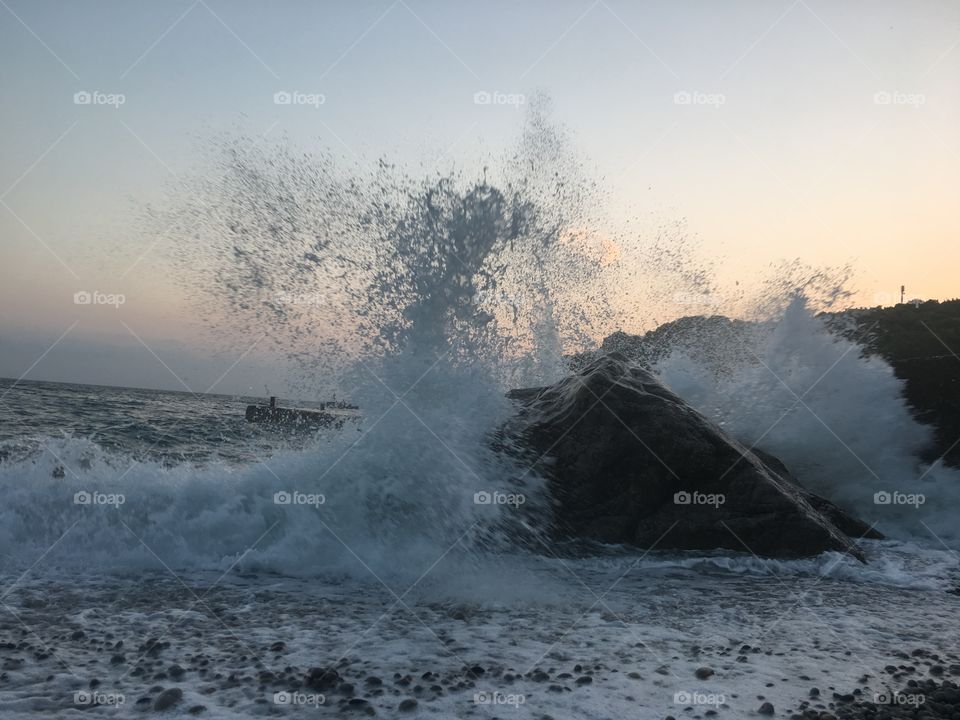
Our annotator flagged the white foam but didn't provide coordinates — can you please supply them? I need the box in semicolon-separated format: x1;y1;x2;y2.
655;296;960;549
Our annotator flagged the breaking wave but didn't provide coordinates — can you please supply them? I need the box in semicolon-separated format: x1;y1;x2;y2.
1;104;956;592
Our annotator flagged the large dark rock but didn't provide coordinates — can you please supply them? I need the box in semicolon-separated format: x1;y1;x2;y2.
503;352;879;561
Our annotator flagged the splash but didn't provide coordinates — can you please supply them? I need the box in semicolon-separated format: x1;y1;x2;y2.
2;104;957;589
2;105;619;580
654;292;960;547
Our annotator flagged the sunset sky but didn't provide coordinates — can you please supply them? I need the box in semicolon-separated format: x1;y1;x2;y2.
1;0;958;393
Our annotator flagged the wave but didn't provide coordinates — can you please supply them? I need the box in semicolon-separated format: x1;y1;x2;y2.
3;107;957;592
655;295;960;548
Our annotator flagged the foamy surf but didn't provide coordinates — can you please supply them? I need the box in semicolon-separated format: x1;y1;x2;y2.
1;557;958;719
3;113;959;719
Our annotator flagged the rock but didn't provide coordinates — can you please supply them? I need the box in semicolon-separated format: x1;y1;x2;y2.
753;450;883;541
398;698;417;711
153;688;183;711
501;353;873;560
695;667;714;680
306;667;341;690
758;701;774;715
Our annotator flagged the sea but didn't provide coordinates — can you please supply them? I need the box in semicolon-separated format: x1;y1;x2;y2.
2;128;959;718
1;338;958;719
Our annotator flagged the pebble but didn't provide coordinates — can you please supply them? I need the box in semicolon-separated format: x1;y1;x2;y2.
306;667;341;690
153;687;183;711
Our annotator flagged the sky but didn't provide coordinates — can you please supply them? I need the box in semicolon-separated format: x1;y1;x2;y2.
1;0;958;394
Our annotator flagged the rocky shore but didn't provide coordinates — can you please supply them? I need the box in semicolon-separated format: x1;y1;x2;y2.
502;353;879;561
2;556;957;719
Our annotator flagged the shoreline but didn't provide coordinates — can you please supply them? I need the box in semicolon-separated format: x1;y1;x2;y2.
2;563;958;718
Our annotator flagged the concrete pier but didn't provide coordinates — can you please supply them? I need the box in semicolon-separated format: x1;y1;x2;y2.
245;397;359;429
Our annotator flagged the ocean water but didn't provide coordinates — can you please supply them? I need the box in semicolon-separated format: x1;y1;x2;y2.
2;318;958;719
2;122;959;717
0;380;316;467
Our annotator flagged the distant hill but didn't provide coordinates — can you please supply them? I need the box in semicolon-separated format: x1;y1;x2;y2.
588;299;960;467
570;315;758;376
